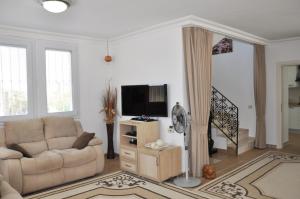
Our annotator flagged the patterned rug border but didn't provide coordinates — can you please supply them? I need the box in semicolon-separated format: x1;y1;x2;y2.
24;171;125;198
197;150;299;191
25;171;204;199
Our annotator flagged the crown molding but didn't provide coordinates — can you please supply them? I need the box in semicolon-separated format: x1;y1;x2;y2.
268;36;300;44
110;15;192;42
0;15;269;45
0;24;106;43
111;15;268;45
185;15;268;45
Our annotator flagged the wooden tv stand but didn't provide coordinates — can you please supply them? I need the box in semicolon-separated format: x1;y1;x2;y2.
119;120;181;182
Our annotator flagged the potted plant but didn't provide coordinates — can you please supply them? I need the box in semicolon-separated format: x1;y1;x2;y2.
100;84;117;159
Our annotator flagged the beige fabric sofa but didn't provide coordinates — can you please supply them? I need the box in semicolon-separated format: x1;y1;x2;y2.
0;117;104;195
0;175;23;199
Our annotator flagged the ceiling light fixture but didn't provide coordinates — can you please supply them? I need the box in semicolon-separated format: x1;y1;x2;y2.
42;0;70;13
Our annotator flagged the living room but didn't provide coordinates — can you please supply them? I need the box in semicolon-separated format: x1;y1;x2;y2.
0;1;299;199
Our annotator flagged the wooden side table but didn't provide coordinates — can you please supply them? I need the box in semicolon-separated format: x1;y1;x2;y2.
138;146;181;182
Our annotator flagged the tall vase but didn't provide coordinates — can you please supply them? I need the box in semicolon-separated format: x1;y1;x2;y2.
106;123;115;159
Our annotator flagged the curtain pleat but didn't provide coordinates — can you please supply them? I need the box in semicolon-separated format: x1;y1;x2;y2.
254;44;267;149
183;27;212;177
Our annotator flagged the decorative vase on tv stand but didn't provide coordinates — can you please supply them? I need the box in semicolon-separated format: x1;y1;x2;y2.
100;83;117;159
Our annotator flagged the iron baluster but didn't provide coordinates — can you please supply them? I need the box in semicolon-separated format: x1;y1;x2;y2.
210;86;239;155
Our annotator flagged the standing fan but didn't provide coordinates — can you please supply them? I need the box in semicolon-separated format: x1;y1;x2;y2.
171;102;201;187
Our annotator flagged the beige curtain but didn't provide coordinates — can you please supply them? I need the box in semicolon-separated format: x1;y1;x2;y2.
183;27;213;177
254;44;267;149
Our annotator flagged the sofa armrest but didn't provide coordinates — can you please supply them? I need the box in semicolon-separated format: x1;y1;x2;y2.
88;137;103;146
0;181;23;199
0;147;23;160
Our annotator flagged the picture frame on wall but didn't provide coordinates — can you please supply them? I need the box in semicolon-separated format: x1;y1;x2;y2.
213;38;233;55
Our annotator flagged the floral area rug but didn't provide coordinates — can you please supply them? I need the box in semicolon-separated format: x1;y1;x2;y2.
25;151;300;199
195;151;300;199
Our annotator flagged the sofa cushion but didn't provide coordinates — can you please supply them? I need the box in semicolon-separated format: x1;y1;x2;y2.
72;132;95;149
0;147;23;160
7;144;32;158
47;137;77;150
43;117;77;139
52;146;96;168
88;137;103;146
21;151;63;175
75;121;84;136
44;117;78;150
19;141;48;156
4;119;47;155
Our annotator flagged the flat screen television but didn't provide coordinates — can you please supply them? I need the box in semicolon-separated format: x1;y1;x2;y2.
121;84;168;117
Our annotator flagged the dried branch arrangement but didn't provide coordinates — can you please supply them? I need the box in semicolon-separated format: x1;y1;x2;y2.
100;84;117;124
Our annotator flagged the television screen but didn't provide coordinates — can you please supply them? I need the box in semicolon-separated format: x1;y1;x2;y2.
121;84;168;117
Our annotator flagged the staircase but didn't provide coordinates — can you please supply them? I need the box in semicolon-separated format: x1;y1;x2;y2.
209;87;254;155
212;127;255;155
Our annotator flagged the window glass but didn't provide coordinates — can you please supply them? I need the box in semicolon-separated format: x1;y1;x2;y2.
0;45;28;116
46;49;73;113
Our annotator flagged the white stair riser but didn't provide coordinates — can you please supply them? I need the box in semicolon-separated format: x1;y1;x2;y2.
212;127;254;154
237;139;254;155
211;128;227;150
215;129;249;141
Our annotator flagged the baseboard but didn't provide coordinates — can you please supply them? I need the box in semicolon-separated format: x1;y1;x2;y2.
266;144;277;149
282;141;289;148
289;129;300;134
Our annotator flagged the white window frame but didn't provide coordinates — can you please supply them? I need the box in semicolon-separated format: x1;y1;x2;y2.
0;37;34;122
36;41;79;117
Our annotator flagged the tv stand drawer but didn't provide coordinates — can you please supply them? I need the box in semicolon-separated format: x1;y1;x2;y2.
120;147;137;161
120;160;137;174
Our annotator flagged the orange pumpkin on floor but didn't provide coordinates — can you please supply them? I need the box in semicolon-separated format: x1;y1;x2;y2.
202;164;216;179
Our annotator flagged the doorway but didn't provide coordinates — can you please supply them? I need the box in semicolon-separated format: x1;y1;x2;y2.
281;65;300;148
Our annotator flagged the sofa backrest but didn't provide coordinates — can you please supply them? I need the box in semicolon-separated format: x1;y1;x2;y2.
4;119;48;155
43;117;79;150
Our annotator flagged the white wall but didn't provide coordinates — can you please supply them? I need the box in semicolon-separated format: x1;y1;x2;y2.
112;25;186;169
111;28;259;170
266;38;300;146
0;29;113;153
77;40;113;153
212;36;256;137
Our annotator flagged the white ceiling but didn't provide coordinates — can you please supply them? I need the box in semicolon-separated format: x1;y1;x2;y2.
0;0;299;40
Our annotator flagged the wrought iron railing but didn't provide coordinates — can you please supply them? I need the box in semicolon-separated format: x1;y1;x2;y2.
210;86;239;155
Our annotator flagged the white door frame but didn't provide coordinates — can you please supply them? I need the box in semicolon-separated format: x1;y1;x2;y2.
276;60;300;149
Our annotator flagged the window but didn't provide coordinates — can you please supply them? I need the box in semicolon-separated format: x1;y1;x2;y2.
45;49;73;113
0;37;79;122
37;41;78;117
0;45;28;116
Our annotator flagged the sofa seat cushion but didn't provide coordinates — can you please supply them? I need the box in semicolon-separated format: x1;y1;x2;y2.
21;151;63;175
52;146;96;168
